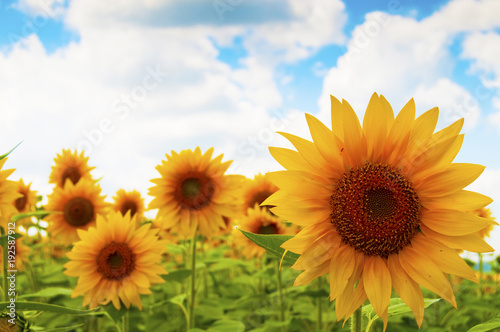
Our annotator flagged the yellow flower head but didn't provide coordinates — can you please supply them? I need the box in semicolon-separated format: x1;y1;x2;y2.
233;205;290;259
64;211;168;310
45;179;109;244
0;158;21;228
49;149;95;188
266;93;496;328
240;173;278;215
148;147;244;238
473;208;495;239
12;179;38;225
112;189;146;222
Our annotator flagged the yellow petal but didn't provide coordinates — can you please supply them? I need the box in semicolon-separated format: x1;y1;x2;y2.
383;98;415;165
421;190;493;212
412;235;477;282
281;224;335;254
278;132;336;176
421;208;495;236
293;231;341;270
305;113;343;168
399;245;456;307
420;224;494;253
363;93;392;161
408;135;463;180
387;254;424;328
268;147;312;173
362;256;392;318
342;99;366;166
293;260;330;286
414;163;485;197
331;95;344;141
329;244;356;301
408;107;439;153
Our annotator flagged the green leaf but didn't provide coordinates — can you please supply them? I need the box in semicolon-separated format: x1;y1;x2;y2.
169;294;187;306
102;301;126;324
238;229;299;265
207;319;245;332
363;298;440;319
162;269;192;282
0;233;23;246
467;314;500;332
0;301;97;315
0;142;22;160
19;287;73;299
11;210;57;223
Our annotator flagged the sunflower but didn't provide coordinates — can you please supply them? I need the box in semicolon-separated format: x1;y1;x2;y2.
112;189;145;221
240;173;278;214
148;147;244;238
0;158;21;229
49;149;95;188
12;179;38;224
45;179;108;244
473;208;495;239
265;93;496;327
234;205;290;259
64;211;168;310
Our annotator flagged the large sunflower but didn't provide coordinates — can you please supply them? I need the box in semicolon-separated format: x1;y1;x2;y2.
265;93;496;327
64;211;168;310
234;205;290;259
45;179;108;244
49;149;95;188
112;189;145;221
148;147;244;238
240;173;278;214
0;158;21;229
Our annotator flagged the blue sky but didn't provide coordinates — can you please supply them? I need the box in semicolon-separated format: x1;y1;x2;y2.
1;0;499;255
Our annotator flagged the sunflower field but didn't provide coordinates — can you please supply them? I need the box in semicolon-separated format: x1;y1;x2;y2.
2;94;500;332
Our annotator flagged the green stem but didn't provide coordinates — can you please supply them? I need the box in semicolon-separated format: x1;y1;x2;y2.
121;310;129;332
317;277;323;331
1;227;8;302
276;260;285;332
351;306;362;332
478;253;484;298
188;234;198;329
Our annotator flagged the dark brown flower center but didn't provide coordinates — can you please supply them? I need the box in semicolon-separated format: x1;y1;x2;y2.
257;223;279;235
60;166;81;187
119;200;138;218
330;162;421;257
15;195;27;211
176;175;214;210
63;197;94;227
97;242;135;280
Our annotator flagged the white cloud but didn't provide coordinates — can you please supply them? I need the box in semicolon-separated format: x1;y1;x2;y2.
318;0;500;129
12;0;65;18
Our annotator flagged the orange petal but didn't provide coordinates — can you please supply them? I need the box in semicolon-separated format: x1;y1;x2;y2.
362;256;392;318
387;254;424;328
399;245;456;307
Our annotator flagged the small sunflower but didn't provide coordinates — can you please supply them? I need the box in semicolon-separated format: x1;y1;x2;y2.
112;189;145;221
148;147;244;238
0;158;21;229
234;205;290;259
45;179;108;244
473;208;495;239
49;149;95;188
265;93;496;327
64;211;168;310
240;173;278;214
12;179;38;225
